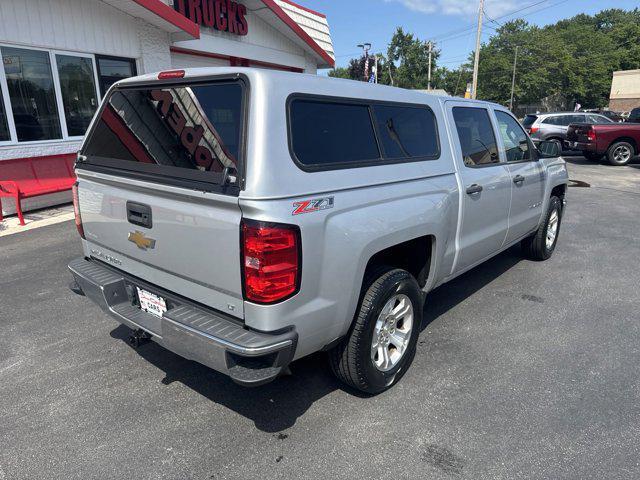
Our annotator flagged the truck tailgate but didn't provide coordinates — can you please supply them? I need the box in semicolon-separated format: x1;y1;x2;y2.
567;124;591;143
77;170;244;318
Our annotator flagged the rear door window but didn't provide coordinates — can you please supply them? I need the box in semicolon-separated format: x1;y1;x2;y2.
544;115;579;126
81;82;243;189
588;114;612;124
569;114;586;124
289;99;380;168
372;105;439;159
452;107;499;167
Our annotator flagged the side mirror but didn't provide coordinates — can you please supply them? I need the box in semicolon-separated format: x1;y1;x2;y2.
538;140;561;158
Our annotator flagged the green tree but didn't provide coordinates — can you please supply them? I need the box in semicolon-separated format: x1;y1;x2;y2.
386;27;439;89
475;9;640;108
329;54;394;84
330;8;640;109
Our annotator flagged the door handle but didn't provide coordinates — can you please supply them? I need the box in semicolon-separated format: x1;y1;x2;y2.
513;175;525;184
466;184;483;195
126;201;152;229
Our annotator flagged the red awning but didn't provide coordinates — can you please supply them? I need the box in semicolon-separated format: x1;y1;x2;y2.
99;0;200;41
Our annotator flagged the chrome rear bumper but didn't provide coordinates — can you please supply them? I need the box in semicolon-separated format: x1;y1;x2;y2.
68;257;296;386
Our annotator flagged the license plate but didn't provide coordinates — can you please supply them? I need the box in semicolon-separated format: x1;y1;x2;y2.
137;287;167;318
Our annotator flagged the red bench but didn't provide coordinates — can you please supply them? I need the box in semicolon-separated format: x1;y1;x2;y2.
0;154;77;225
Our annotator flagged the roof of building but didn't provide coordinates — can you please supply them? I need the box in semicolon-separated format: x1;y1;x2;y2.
99;0;334;68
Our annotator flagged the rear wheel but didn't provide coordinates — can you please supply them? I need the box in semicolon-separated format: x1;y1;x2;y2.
329;267;423;394
522;196;563;261
607;141;634;166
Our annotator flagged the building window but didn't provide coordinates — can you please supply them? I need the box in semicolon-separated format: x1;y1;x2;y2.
56;54;99;137
96;55;137;97
2;46;62;142
0;87;9;141
0;46;137;144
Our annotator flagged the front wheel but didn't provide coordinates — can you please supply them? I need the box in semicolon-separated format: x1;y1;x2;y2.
329;267;423;394
521;196;563;261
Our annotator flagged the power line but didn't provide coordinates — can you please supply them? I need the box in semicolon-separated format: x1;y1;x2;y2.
432;0;568;43
484;11;503;28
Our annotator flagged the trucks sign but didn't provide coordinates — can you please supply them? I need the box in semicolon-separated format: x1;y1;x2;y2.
174;0;248;36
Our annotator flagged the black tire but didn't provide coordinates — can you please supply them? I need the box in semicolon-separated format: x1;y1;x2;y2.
582;151;603;162
329;267;423;394
548;138;564;153
606;141;635;166
521;196;563;261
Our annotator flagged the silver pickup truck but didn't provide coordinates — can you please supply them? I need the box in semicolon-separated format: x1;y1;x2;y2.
68;68;568;394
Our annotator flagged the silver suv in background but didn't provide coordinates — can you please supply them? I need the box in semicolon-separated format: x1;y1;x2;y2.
68;68;568;394
523;112;613;149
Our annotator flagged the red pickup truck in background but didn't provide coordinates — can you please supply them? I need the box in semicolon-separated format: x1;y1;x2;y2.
566;123;640;166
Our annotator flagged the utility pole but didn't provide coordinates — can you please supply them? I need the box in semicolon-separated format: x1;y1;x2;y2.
427;41;433;90
509;45;519;111
471;0;484;99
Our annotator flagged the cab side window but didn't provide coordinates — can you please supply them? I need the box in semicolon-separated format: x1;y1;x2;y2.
495;111;532;162
452;107;499;167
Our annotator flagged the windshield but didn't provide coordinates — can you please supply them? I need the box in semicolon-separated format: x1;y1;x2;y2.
522;115;537;127
81;82;243;186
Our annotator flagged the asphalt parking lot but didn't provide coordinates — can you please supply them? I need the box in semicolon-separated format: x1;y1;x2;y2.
1;158;639;480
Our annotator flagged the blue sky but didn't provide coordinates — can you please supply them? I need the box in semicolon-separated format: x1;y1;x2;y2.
308;0;639;71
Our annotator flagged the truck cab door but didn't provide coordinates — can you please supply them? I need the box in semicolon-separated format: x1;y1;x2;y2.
446;102;512;273
493;109;546;244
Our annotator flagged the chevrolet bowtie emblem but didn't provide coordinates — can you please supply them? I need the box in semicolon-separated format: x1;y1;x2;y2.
128;231;156;250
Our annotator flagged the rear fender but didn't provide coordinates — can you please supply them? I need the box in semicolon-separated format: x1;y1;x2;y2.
239;175;459;359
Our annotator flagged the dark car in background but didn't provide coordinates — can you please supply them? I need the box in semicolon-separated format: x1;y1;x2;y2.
583;109;625;123
627;107;640;123
522;112;613;150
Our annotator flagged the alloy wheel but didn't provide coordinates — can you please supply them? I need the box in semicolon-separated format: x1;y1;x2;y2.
371;294;414;372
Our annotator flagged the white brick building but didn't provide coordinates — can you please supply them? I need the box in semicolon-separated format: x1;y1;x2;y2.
0;0;333;215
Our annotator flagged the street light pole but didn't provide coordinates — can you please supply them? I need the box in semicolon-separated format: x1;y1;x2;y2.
427;41;433;90
509;45;519;111
471;0;484;99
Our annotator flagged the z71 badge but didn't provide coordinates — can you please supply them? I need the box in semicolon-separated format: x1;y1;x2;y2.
292;197;334;216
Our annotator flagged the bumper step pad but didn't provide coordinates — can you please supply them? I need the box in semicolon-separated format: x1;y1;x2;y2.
68;257;296;386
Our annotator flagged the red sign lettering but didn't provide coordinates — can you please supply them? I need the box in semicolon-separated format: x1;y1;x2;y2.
175;0;248;36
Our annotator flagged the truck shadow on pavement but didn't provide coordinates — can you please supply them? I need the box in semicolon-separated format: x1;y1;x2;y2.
110;246;523;433
421;246;522;329
564;156;639;167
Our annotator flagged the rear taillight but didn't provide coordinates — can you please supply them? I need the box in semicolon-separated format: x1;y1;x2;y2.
241;220;301;304
530;126;539;134
587;127;596;142
72;183;85;239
